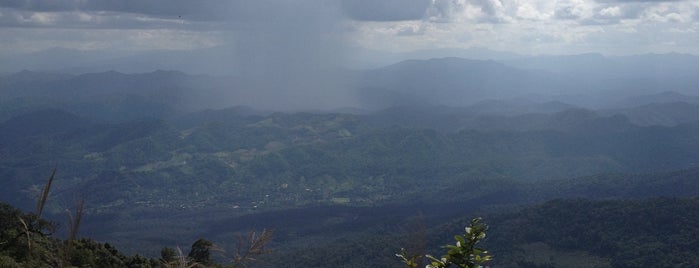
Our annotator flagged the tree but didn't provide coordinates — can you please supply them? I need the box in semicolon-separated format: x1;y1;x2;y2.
160;246;177;263
397;217;492;268
188;239;214;266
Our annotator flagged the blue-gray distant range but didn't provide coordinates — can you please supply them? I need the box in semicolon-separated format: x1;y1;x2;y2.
1;47;698;113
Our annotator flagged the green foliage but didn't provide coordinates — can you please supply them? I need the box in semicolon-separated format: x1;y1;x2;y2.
0;202;59;267
398;218;492;268
487;198;699;267
188;239;213;266
160;246;177;263
67;238;160;267
0;201;162;267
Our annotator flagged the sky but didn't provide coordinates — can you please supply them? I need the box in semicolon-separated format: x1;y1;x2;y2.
1;0;699;59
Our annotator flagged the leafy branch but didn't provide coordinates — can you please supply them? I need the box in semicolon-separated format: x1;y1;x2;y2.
398;217;492;268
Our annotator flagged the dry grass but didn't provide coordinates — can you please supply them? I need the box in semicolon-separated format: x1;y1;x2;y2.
17;216;31;250
231;229;273;268
36;168;57;218
66;196;85;250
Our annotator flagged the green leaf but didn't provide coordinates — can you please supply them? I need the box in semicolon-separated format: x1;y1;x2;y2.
454;235;465;244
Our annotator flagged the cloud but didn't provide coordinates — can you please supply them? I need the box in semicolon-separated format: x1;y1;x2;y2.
2;0;699;61
0;0;341;27
424;0;468;22
340;0;432;21
644;8;689;23
338;0;480;23
396;23;427;36
555;5;582;20
596;0;684;2
572;2;659;25
472;0;499;16
0;9;193;29
0;1;227;30
599;6;622;17
0;1;351;31
0;0;227;21
515;2;548;20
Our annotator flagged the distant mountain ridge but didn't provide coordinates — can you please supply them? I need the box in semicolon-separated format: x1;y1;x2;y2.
3;52;699;121
357;54;699;109
0;69;240;122
359;57;570;107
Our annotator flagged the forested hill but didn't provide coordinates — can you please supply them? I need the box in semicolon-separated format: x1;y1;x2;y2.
465;198;699;268
3;196;699;267
3;107;699;212
1;103;699;263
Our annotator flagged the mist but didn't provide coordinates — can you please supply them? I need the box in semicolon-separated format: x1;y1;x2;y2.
215;1;359;110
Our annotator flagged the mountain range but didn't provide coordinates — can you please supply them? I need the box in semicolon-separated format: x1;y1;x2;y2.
2;49;699;266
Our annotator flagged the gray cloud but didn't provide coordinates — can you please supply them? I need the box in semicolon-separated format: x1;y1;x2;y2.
471;0;498;16
337;0;474;23
555;6;582;20
575;3;648;25
0;1;339;26
0;0;225;21
427;0;469;22
0;1;232;30
339;0;432;21
0;9;198;29
1;0;698;71
396;24;426;36
0;1;352;31
595;0;685;2
463;0;509;24
0;0;78;12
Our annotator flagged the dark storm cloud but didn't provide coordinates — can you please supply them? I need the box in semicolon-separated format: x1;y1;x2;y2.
339;0;432;21
0;0;225;21
0;0;231;29
0;0;323;24
0;0;472;27
0;0;347;30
